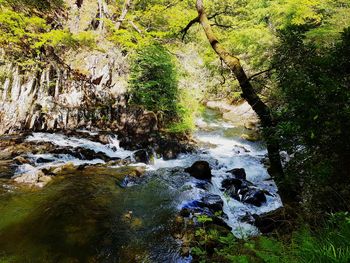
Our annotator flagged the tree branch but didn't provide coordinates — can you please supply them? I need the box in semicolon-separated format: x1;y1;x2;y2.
128;20;144;36
180;11;229;41
115;0;132;30
180;16;199;41
247;68;274;81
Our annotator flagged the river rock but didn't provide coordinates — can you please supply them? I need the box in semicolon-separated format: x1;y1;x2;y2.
227;168;246;180
76;147;113;161
232;145;250;154
51;162;76;174
242;189;267;207
221;176;267;207
36;157;55;163
199;194;224;213
133;149;153;164
241;132;261;142
251;208;288;233
13;156;30;165
184;161;212;180
244;120;259;130
14;169;52;187
0;160;16;178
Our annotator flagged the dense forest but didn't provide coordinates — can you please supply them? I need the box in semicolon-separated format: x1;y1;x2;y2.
0;0;349;262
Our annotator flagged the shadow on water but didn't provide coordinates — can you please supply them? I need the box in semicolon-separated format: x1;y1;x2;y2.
0;167;179;262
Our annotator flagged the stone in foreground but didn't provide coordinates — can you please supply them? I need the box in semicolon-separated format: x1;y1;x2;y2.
184;161;212;180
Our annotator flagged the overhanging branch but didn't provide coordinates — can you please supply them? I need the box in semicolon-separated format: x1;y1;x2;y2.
180;16;199;41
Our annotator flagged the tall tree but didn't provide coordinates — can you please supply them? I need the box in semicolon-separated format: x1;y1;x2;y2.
194;0;284;181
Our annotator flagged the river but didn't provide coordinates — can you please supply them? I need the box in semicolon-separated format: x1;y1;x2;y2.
0;108;282;262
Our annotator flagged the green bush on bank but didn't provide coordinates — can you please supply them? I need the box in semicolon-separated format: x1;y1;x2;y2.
192;212;350;263
129;43;198;133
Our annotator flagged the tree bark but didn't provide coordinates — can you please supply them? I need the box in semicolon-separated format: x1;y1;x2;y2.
195;0;284;179
116;0;132;30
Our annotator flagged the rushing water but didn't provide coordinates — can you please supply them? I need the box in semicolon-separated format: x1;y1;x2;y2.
0;108;282;262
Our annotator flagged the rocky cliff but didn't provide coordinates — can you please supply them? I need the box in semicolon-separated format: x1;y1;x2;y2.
0;0;157;136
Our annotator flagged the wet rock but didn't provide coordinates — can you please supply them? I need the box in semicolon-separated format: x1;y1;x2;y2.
199;194;224;213
14;169;52;187
242;189;267;207
232;145;250;154
252;208;288;234
52;146;116;162
194;180;211;190
36;157;55;163
222;178;244;190
98;134;111;144
51;162;76;175
241;132;261;142
184;161;212;181
106;158;132;167
75;147;111;161
120;167;146;187
13;156;29;165
0;160;16;178
221;176;267;207
227;168;246;180
156;139;185;160
244;120;259;130
179;208;191;217
133;149;153;164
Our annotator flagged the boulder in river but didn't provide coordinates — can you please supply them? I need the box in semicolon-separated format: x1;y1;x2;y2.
227;168;247;180
13;156;30;165
242;189;267;207
221;174;268;207
199;194;224;214
184;161;212;180
133;149;153;164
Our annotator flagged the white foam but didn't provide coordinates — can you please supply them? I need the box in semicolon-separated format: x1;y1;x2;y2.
26;133;134;159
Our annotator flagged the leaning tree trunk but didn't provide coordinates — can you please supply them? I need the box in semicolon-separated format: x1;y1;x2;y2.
196;0;284;179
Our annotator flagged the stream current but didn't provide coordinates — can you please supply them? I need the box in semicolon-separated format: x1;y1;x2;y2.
0;108;282;262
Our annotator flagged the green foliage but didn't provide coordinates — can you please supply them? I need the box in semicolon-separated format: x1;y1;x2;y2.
133;0;196;38
104;18;148;50
0;9;48;63
129;43;179;119
166;88;199;133
272;25;350;211
0;2;96;66
2;0;64;11
191;212;350;262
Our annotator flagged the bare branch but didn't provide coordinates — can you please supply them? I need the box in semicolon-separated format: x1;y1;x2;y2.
115;0;132;30
180;11;230;41
248;68;274;81
128;20;144;36
180;16;199;41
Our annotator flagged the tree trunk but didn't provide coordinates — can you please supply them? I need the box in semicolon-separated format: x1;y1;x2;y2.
195;0;284;179
116;0;132;30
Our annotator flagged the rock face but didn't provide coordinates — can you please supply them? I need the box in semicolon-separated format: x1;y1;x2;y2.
184;161;212;181
0;0;159;137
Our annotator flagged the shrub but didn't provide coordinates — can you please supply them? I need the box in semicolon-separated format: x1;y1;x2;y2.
129;43;179;120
